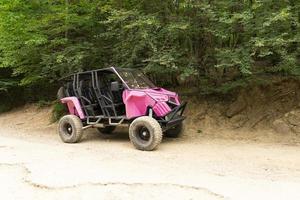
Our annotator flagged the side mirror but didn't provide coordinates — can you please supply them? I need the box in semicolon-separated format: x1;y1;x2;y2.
111;81;119;92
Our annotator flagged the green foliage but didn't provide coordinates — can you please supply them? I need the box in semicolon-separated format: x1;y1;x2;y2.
51;102;67;122
0;79;17;92
0;0;299;106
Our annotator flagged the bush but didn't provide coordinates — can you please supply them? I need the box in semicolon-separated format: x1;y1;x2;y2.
51;102;67;123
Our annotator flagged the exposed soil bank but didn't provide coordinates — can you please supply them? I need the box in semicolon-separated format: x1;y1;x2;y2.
181;78;300;142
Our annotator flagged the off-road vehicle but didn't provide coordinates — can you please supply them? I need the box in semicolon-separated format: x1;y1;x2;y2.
57;67;186;151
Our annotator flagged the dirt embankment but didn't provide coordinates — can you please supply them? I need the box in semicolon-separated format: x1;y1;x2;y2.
0;105;55;134
183;78;300;143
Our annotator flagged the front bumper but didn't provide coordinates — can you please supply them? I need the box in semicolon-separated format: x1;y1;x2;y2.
158;102;187;130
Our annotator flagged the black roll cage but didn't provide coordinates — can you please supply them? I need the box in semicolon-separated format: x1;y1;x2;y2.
61;67;128;126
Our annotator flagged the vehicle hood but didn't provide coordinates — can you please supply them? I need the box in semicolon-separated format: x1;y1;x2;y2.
136;88;179;104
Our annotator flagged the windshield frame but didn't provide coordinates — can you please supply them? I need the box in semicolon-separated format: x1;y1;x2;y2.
115;68;156;90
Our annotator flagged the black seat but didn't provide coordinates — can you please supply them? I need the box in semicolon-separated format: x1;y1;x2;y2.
94;84;123;116
78;80;100;116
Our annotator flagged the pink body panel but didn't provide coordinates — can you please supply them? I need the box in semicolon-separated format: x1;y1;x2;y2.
152;102;171;117
61;97;85;119
61;88;180;120
123;88;180;119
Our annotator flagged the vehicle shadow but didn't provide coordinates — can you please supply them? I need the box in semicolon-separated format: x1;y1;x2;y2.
81;127;180;144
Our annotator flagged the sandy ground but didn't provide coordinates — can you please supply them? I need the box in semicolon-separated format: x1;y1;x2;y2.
0;106;300;200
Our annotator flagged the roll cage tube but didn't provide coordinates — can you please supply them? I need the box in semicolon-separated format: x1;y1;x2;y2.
111;67;130;89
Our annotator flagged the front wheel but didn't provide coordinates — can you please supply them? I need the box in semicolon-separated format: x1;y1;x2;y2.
58;115;83;143
129;116;162;151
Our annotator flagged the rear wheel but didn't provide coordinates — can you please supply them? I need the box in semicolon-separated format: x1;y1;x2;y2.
58;115;83;143
57;86;66;100
129;116;162;151
164;122;183;138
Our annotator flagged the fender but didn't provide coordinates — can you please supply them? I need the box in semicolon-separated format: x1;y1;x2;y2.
61;97;85;119
122;89;172;119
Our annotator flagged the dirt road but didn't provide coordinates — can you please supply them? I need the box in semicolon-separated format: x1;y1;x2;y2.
0;106;300;199
1;125;300;200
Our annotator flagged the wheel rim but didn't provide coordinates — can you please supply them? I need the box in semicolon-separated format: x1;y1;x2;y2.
137;126;151;142
63;123;73;136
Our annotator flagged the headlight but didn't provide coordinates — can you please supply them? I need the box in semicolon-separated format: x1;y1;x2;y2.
169;97;177;104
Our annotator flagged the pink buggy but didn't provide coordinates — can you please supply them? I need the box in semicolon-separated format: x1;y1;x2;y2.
57;67;186;151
